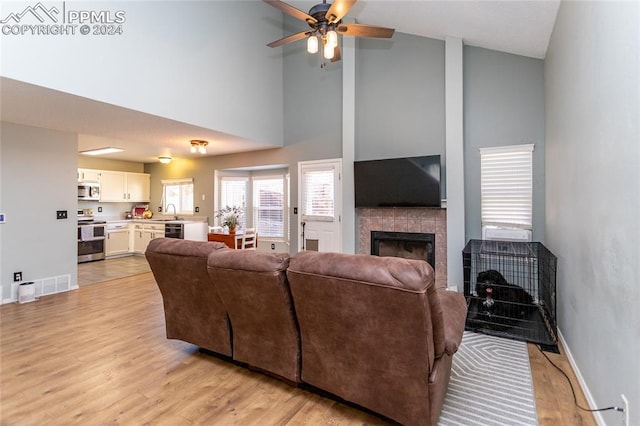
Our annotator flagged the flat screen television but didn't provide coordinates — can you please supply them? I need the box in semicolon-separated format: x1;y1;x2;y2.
354;155;441;208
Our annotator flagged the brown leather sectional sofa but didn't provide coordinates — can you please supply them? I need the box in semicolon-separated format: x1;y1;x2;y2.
146;239;467;426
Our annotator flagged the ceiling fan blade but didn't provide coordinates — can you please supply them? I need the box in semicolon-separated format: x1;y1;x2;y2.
325;0;357;23
337;23;395;38
263;0;317;25
331;45;342;62
267;30;310;48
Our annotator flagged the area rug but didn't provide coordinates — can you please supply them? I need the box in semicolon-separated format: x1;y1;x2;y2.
438;331;538;425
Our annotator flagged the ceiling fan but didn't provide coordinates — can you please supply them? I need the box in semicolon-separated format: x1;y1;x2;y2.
264;0;395;62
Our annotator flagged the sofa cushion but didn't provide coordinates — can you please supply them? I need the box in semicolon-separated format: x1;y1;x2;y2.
145;238;232;356
207;250;300;382
287;251;434;292
286;251;443;425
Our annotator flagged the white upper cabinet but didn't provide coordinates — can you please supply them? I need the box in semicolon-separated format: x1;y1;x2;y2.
126;172;151;202
99;171;150;203
77;168;101;182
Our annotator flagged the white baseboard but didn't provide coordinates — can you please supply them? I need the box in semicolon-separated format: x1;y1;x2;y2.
2;274;76;305
557;328;605;426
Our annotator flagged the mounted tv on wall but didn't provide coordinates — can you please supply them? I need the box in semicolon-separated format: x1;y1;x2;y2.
354;155;441;208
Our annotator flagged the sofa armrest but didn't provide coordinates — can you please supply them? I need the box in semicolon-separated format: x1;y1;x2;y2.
437;289;467;355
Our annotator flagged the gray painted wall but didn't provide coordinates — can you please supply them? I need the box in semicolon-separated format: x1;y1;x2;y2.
545;2;640;424
1;123;78;300
282;16;342;148
355;33;446;194
145;15;344;252
1;1;283;146
464;46;545;241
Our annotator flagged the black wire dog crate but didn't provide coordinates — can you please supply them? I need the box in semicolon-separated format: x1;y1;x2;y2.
463;239;558;352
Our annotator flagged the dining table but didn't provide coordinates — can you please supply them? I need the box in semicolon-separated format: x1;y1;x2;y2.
207;230;257;249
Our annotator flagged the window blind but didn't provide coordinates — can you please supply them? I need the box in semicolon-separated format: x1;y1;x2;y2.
253;177;284;238
302;168;335;219
220;177;247;229
480;144;534;229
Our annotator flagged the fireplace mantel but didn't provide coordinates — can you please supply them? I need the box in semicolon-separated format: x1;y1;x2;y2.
357;207;447;288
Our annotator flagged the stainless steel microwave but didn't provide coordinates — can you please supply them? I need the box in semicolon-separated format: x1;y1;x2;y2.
78;182;100;200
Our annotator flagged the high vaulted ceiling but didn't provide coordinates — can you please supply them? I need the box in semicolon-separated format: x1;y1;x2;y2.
1;1;560;164
290;0;560;59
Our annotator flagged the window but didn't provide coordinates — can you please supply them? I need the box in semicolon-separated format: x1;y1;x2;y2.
219;177;248;229
162;178;194;215
301;168;335;220
253;177;284;238
480;144;534;229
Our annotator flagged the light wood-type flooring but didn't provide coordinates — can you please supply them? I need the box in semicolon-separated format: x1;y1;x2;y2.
1;257;596;425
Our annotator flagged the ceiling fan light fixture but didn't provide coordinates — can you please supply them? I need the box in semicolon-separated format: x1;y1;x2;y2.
190;139;208;155
323;43;335;60
326;29;338;48
307;34;318;54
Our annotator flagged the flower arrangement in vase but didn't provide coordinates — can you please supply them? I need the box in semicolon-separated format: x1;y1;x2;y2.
214;205;244;233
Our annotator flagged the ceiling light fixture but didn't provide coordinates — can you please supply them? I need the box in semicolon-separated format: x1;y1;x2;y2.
307;33;318;53
158;156;172;164
326;29;338;48
190;139;208;155
323;41;335;60
79;147;124;156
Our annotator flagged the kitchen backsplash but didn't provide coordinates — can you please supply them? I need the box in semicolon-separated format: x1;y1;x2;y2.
77;201;141;220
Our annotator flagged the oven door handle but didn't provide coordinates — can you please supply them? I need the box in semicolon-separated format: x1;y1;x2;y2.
79;236;106;242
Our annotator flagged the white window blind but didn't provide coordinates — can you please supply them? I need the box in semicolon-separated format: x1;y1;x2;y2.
220;177;248;229
161;178;194;215
302;168;335;220
480;144;534;229
253;177;284;238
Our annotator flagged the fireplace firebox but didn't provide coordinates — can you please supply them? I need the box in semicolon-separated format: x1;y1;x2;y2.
371;231;435;271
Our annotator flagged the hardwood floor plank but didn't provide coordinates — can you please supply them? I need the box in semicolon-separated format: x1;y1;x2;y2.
1;263;596;425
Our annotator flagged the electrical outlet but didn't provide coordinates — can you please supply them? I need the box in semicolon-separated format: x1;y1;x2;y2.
271;243;275;250
13;272;22;282
622;394;629;426
98;207;102;213
195;207;200;213
56;210;68;219
158;206;162;212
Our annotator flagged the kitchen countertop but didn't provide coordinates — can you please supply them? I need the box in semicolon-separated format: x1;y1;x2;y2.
103;217;208;225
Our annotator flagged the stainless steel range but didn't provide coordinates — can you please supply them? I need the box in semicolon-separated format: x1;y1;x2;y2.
78;209;106;263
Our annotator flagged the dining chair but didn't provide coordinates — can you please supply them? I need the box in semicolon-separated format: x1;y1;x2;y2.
241;228;257;250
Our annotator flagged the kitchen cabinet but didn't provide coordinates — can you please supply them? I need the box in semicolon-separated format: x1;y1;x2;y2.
133;223;165;253
77;168;101;182
100;171;150;202
105;225;130;257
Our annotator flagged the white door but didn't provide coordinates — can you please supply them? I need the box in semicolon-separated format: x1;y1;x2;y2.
298;159;342;252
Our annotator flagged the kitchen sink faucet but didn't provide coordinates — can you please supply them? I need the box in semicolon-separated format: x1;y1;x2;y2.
166;203;178;220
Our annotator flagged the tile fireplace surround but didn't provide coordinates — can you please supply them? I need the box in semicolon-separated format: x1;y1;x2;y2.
356;208;447;288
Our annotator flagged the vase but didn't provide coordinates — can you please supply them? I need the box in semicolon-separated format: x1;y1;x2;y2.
228;226;237;234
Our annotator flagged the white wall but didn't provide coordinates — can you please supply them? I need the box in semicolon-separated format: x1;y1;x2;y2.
545;2;640;424
1;123;78;301
0;1;283;145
